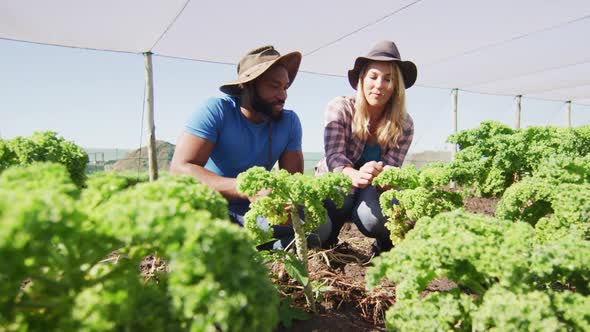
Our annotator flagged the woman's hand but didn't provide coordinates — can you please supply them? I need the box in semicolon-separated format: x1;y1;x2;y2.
377;165;397;192
383;164;396;172
343;161;384;188
359;161;384;178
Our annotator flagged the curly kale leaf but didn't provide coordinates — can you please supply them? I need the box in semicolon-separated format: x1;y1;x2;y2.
237;167;350;244
367;210;535;300
384;291;475;332
7;131;88;186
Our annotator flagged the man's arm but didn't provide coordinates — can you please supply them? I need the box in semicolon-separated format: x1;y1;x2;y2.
170;132;247;200
278;150;304;174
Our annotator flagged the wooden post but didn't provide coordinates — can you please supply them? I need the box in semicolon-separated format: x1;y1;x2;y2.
451;88;458;160
144;52;158;181
450;88;458;189
515;95;522;129
566;101;572;128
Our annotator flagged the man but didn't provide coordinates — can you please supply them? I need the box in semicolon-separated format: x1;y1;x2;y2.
171;45;327;249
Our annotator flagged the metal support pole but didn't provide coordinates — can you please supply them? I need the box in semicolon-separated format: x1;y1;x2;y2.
566;101;572;128
144;52;158;181
515;95;522;129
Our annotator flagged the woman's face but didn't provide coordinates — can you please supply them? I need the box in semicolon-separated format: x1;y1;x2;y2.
362;61;395;109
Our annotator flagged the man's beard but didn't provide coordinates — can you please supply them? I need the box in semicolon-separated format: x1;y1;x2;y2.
251;89;283;121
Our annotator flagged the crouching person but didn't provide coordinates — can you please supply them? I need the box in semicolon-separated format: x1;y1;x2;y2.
315;41;416;254
171;45;330;250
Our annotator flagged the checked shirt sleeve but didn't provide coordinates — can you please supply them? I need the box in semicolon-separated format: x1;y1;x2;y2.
324;97;355;172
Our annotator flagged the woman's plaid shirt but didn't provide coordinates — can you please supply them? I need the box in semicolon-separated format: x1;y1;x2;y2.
315;96;413;176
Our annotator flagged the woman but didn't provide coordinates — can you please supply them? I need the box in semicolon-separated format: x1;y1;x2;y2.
315;40;416;253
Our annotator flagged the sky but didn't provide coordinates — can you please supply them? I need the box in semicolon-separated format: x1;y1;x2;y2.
2;38;590;155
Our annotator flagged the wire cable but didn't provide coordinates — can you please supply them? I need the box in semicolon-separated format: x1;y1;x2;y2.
149;0;193;51
424;14;590;67
137;76;147;178
304;0;424;57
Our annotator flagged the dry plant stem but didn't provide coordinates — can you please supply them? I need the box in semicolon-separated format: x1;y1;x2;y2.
290;208;316;312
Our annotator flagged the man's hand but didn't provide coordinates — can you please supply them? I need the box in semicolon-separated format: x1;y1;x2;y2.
281;205;294;226
248;188;272;203
249;189;293;226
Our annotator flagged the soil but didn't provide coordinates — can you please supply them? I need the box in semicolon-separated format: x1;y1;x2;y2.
274;223;388;332
275;197;499;332
463;196;500;216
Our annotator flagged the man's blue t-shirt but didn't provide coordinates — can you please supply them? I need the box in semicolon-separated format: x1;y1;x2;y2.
185;96;302;178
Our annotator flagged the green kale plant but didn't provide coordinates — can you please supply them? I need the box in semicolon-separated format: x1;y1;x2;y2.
367;210;589;331
236;167;351;311
7;131;88;186
372;163;462;245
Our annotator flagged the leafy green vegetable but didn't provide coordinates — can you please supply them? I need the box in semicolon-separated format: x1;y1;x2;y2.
1;164;280;332
0;162;79;198
237;167;351;311
367;209;589;331
6;131;88;186
447;122;590;197
384;291;475;331
373;165;462;244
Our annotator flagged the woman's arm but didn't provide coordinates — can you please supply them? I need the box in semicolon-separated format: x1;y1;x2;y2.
324;97;356;172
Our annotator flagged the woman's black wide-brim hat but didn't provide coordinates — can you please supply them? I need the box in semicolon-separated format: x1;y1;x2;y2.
348;40;417;90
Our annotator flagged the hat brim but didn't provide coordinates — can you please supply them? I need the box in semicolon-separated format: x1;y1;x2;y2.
220;51;302;96
347;56;417;90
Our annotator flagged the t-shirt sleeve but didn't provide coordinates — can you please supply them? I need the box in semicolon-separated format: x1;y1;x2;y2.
184;98;224;143
286;112;303;151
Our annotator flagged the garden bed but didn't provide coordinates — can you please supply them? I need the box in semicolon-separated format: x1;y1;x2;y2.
276;197;499;331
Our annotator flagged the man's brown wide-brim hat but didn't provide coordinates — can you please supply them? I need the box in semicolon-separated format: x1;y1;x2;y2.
348;40;417;90
220;45;302;96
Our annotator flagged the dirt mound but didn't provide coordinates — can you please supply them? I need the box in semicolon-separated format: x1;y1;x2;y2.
110;140;175;172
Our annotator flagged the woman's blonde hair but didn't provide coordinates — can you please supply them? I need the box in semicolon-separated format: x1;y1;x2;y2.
352;61;407;149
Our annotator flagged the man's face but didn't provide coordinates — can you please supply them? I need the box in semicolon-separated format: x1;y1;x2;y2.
250;65;290;121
